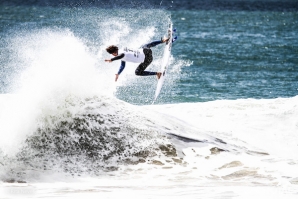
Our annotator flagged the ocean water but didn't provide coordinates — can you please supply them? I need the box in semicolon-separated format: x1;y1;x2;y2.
0;0;298;198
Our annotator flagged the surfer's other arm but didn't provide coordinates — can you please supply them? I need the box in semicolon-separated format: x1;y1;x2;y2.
114;61;126;82
104;60;125;82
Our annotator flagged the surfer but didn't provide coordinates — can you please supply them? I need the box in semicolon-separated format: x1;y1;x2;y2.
105;38;169;82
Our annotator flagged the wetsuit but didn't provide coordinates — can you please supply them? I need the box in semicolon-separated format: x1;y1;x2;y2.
111;40;163;76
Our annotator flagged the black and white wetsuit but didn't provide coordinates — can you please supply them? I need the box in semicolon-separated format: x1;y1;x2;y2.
111;40;163;76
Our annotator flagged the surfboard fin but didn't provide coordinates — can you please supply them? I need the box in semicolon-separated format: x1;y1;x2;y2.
172;28;177;43
172;36;178;43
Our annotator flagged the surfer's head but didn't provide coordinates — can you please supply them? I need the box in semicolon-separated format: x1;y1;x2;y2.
106;45;118;55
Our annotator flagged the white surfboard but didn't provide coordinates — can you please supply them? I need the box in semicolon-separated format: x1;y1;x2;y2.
153;23;173;103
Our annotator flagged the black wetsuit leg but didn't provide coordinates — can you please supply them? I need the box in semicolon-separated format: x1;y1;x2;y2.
141;40;163;49
135;48;156;76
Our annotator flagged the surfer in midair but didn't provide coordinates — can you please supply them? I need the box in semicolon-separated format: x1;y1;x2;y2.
105;37;169;82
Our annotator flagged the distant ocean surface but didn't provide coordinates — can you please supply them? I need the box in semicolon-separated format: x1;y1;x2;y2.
0;1;297;198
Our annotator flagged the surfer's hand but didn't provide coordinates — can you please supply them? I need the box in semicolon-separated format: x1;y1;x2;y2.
105;59;112;63
115;74;119;82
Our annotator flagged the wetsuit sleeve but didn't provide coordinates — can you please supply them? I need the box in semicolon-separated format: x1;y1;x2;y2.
117;61;126;74
111;53;125;61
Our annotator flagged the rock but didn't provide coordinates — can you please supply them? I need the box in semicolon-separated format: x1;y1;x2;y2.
210;147;226;155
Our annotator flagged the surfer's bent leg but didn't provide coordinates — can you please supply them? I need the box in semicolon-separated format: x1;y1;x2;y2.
141;40;163;49
135;49;156;76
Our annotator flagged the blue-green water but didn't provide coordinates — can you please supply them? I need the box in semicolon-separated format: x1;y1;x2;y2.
0;0;297;105
169;10;298;103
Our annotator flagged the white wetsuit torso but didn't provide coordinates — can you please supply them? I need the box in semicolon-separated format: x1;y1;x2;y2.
118;47;145;63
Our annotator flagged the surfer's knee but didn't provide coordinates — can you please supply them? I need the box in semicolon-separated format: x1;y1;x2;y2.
135;69;142;76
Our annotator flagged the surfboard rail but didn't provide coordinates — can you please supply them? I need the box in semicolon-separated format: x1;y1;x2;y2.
153;23;173;104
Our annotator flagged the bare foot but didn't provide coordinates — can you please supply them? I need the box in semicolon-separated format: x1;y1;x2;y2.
157;72;162;79
162;37;169;43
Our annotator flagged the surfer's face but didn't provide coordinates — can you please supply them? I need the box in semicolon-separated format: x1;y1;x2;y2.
112;52;118;56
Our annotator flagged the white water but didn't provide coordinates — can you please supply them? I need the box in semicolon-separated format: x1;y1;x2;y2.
0;19;298;199
0;30;113;155
1;95;298;198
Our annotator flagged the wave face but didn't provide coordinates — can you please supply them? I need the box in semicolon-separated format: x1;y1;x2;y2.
0;94;180;181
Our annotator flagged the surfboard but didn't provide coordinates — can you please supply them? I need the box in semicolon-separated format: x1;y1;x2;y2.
153;23;173;103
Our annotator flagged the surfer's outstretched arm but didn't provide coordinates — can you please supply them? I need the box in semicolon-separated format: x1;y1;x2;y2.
111;53;125;61
104;53;124;62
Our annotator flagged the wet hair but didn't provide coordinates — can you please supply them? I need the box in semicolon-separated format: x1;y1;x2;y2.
106;45;118;54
